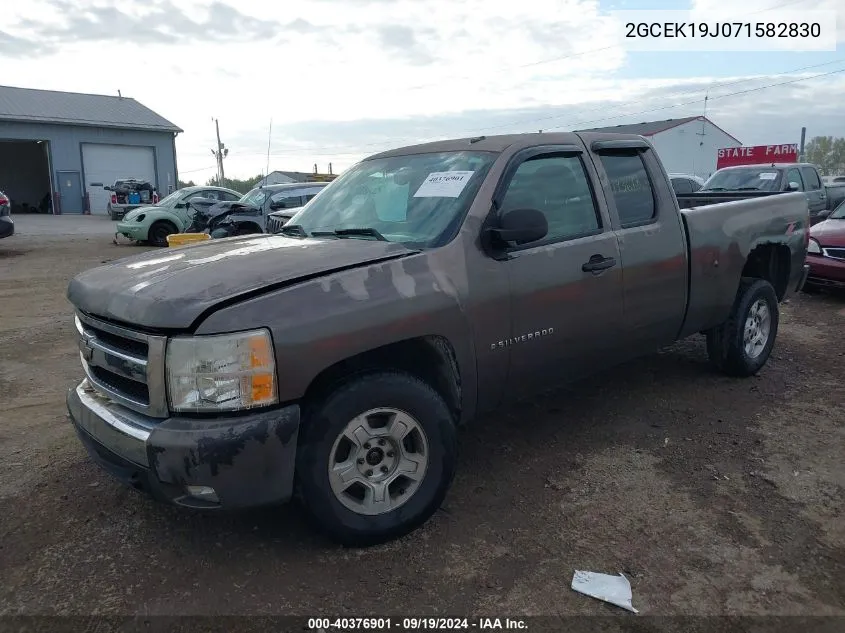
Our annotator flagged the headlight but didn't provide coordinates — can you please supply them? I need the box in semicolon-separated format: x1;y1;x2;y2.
807;238;821;255
166;328;277;413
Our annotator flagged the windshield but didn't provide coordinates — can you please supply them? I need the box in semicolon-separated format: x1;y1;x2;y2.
156;190;185;207
702;168;783;192
830;200;845;220
286;151;497;248
240;187;271;206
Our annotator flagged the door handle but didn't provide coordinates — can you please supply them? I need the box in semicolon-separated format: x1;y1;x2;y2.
582;255;617;272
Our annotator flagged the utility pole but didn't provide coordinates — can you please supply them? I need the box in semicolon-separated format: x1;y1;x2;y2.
210;118;228;185
799;126;807;162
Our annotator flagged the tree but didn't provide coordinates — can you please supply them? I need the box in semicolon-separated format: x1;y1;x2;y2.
177;179;196;189
804;136;845;176
205;174;264;194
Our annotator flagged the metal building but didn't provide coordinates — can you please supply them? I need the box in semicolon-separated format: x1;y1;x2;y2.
0;85;182;215
577;116;742;181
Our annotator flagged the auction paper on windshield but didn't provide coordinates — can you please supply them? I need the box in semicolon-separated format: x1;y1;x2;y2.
413;171;475;198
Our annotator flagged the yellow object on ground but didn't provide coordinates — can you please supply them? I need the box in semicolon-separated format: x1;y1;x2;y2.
166;233;210;247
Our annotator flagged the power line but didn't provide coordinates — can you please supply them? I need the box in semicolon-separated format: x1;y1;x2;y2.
231;59;845;158
543;67;845;132
179;164;217;174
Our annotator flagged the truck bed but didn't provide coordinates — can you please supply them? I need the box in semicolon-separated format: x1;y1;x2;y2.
675;190;782;210
678;191;809;338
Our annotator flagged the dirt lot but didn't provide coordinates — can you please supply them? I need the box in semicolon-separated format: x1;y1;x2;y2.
1;214;843;618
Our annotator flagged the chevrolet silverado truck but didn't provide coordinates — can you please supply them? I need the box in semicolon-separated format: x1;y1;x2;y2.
65;132;811;546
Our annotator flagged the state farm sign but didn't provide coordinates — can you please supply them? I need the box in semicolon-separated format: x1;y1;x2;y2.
716;144;799;169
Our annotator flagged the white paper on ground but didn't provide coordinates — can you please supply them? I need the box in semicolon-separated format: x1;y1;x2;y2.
413;171;475;198
571;570;639;614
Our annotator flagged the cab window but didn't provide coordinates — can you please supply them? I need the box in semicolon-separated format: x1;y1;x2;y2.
499;154;601;244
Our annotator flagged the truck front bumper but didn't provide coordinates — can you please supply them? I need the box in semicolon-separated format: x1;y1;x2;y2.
67;379;300;509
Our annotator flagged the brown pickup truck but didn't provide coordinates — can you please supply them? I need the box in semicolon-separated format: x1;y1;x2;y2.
65;132;811;546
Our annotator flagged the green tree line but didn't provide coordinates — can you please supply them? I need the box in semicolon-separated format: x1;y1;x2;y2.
804;136;845;176
177;174;266;194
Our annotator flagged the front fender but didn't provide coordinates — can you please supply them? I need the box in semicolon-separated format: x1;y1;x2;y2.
138;209;186;236
193;252;477;421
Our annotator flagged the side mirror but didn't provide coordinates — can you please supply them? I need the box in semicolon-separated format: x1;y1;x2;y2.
269;201;285;211
488;208;548;246
787;181;801;192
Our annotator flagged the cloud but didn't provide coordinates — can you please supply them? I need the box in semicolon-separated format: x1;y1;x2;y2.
0;30;55;58
375;25;437;66
201;71;845;177
3;0;843;186
9;0;317;50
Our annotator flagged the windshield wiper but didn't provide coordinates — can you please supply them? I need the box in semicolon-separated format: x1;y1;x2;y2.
278;224;308;237
311;227;387;241
700;187;727;191
735;187;763;191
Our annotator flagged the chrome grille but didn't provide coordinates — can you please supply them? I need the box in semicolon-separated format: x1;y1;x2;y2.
822;247;845;261
75;312;169;418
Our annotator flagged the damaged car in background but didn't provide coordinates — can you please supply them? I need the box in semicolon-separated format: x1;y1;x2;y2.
187;182;330;238
65;131;809;546
114;185;241;246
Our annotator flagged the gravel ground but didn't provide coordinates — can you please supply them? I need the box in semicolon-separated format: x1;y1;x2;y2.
1;214;843;619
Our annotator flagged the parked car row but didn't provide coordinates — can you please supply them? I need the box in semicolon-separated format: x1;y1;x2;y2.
103;159;845;294
113;182;330;246
186;182;329;238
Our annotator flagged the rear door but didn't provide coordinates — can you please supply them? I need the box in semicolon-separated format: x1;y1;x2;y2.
586;139;688;356
800;166;826;215
492;144;626;401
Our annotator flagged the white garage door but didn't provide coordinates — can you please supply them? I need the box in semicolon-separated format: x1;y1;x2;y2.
82;144;156;214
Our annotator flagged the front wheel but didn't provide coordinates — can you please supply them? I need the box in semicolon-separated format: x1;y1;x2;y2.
296;372;457;547
148;221;177;247
706;278;779;377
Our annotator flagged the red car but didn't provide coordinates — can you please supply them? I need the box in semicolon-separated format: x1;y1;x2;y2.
806;200;845;290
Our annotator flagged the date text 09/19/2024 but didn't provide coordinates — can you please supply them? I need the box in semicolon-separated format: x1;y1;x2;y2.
307;617;529;631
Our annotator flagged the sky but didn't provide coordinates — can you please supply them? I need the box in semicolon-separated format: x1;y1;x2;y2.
1;0;843;184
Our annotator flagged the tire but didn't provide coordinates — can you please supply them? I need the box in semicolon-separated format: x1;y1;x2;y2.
706;277;779;377
296;371;458;547
148;221;177;247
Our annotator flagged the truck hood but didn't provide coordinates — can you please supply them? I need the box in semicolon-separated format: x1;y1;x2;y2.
67;234;417;330
810;218;845;247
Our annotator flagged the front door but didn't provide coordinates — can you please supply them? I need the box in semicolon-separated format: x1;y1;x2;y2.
800;166;827;216
56;171;83;214
494;147;625;402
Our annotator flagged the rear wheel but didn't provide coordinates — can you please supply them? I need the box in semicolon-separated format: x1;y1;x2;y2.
148;221;177;247
706;278;779;377
296;372;457;547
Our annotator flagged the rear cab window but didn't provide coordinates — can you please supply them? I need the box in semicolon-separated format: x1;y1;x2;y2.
597;152;656;227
